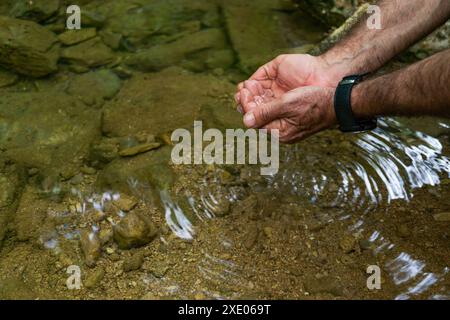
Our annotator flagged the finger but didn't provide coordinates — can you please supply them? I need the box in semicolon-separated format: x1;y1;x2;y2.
240;88;254;111
249;55;285;88
244;80;264;97
234;92;240;104
243;99;284;129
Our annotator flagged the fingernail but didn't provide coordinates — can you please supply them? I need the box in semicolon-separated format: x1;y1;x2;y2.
244;112;255;127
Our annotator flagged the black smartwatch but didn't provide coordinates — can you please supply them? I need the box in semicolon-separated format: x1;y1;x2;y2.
334;74;377;133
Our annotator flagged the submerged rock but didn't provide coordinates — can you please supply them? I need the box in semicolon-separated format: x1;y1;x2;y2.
0;16;59;77
9;0;60;22
123;252;144;272
84;267;105;289
125;28;228;72
118;142;161;157
66;69;122;107
80;228;101;268
61;37;115;68
0;91;101;173
0;68;18;88
58;28;97;46
113;211;158;249
102;67;236;138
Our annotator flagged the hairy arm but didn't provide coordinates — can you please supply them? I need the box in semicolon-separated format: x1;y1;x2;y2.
352;49;450;119
323;0;450;82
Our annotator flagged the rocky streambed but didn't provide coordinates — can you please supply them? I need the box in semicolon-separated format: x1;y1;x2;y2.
0;0;449;300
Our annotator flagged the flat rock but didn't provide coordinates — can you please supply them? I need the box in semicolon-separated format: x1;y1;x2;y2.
125;28;228;72
66;69;122;107
0;90;101;173
9;0;60;22
102;67;238;138
433;212;450;222
58;28;97;46
61;37;115;68
119;142;161;157
0;16;60;77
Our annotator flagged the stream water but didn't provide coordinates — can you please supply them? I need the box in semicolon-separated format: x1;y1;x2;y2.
0;0;449;300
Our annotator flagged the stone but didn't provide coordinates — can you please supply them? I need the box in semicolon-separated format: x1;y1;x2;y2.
123;252;144;272
339;235;356;254
0;68;18;88
118;142;161;157
304;275;343;296
397;224;411;237
9;0;60;23
0;90;100;173
58;28;97;46
102;67;237;138
66;69;122;107
61;37;115;68
220;0;324;74
0;16;60;77
112;194;138;212
96;146;174;193
0;167;24;248
125;28;228;72
84;267;105;289
148;261;170;278
433;212;450;222
80;229;101;267
113;212;158;249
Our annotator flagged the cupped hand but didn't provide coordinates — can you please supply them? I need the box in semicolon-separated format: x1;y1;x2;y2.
242;86;337;144
235;54;338;115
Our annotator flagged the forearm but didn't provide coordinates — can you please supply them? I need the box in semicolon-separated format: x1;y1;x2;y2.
322;0;450;81
351;49;450;119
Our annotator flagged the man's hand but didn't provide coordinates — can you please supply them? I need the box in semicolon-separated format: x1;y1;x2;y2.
243;86;336;144
235;54;340;115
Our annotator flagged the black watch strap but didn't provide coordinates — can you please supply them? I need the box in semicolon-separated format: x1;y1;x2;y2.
334;75;377;133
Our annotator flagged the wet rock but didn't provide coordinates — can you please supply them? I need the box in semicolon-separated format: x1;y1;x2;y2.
66;69;122;107
358;239;373;251
9;0;60;23
99;0;219;47
147;261;170;278
397;224;411;238
102;67;235;137
80;228;101;268
80;166;96;175
0;91;100;173
304;275;343;296
243;224;260;250
98;227;113;245
58;28;97;46
433;212;450;222
0;16;60;77
97;146;174;193
0;68;18;88
112;194;138;212
125;28;228;72
61;37;115;68
220;0;322;74
339;235;357;254
84;267;105;289
118;142;161;157
89;138;119;166
13;185;48;242
123;252;144;272
113;212;158;249
0;166;24;248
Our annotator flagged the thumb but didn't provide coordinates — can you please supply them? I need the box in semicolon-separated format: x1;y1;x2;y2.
243;99;284;128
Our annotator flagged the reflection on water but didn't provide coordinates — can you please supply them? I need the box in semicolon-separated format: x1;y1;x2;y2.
158;116;450;299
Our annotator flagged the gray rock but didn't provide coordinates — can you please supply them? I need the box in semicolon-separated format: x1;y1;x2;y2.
0;16;59;77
